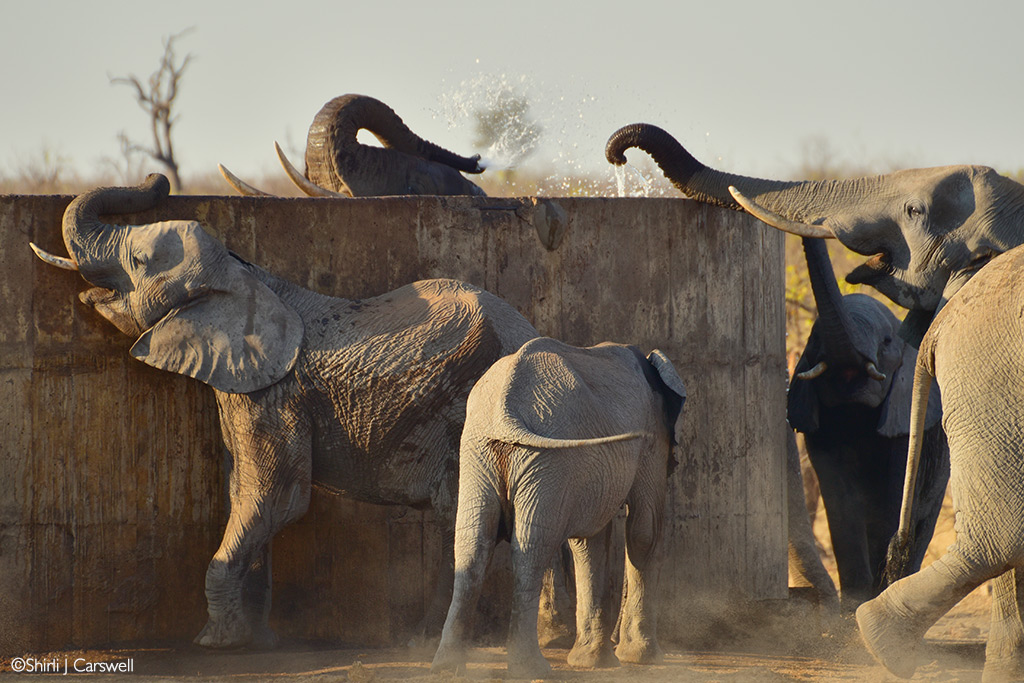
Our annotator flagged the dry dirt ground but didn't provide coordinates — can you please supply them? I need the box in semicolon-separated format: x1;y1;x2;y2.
2;488;989;682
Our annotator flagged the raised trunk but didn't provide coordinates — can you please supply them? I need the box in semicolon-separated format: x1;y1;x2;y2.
605;123;878;226
61;174;170;285
802;238;860;365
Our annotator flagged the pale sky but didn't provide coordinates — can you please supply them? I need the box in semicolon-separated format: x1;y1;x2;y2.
3;0;1023;187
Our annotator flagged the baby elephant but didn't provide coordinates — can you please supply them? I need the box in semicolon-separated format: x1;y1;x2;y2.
432;338;686;678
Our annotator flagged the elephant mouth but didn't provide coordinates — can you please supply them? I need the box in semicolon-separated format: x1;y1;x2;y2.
845;252;893;286
819;364;886;407
79;286;119;307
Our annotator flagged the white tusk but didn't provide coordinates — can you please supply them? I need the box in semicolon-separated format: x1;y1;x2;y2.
728;186;835;240
866;362;887;381
30;242;78;270
218;164;274;197
795;361;827;380
274;141;349;198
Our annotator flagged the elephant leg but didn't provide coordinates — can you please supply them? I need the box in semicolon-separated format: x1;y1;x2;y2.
566;526;618;669
786;430;839;613
431;481;501;673
196;415;312;649
239;540;276;648
814;460;874;610
985;568;1024;682
506;515;562;679
537;545;577;648
414;471;459;646
616;499;664;665
856;543;998;678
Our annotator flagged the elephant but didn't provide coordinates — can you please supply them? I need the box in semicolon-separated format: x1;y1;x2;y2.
605;123;1022;345
430;337;686;679
855;243;1024;681
788;237;948;611
219;94;487;198
29;174;539;649
785;427;840;614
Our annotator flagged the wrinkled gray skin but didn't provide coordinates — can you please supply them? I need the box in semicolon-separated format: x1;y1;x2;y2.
431;338;686;679
789;238;948;611
606;123;1024;345
31;174;538;649
857;245;1024;681
305;94;486;197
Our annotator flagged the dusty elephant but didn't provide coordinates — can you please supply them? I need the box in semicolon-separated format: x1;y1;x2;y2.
854;244;1024;681
431;337;686;679
605;123;1022;345
604;124;951;610
788;237;948;610
220;94;486;198
29;174;538;648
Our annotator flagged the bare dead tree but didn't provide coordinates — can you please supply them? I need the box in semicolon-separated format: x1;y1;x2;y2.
111;29;194;193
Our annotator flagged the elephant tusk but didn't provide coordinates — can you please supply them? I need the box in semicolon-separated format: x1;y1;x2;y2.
218;164;274;197
29;242;78;270
865;362;887;381
795;361;827;380
728;186;836;240
275;141;349;198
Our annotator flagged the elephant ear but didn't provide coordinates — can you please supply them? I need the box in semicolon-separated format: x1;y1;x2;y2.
129;262;304;394
786;342;821;434
645;350;687;430
876;344;942;437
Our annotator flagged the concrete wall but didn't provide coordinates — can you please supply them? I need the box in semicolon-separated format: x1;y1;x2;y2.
0;193;787;653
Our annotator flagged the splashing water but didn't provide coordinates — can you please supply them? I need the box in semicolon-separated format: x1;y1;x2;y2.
613;164;657;197
438;73;542;173
436;68;675;197
614;166;627;196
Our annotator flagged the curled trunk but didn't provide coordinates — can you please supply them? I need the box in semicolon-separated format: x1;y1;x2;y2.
62;174;171;285
305;94;481;196
605;123;877;227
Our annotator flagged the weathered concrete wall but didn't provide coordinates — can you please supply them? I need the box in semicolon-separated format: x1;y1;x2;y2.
0;193;787;653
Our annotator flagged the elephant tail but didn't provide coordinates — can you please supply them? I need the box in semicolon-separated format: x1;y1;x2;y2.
494;423;645;450
883;349;935;585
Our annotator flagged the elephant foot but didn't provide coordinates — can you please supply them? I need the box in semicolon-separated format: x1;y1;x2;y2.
984;620;1024;682
537;613;575;649
983;639;1024;683
615;637;663;665
430;642;466;674
567;641;619;669
507;648;552;680
193;614;254;649
855;599;918;679
983;662;1024;683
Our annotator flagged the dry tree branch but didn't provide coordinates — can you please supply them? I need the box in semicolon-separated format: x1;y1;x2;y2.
110;28;194;193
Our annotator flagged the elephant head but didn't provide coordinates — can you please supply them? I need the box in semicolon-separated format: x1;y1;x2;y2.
787;238;940;437
220;94;487;198
30;174;303;393
606;123;1024;343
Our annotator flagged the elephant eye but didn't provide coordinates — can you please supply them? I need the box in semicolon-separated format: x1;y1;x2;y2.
906;202;925;218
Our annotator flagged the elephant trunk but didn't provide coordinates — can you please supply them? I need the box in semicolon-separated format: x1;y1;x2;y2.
604;123;870;230
61;173;170;284
305;94;481;195
802;237;861;367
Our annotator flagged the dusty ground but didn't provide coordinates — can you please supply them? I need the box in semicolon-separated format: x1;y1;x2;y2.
2;487;988;682
0;625;987;682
